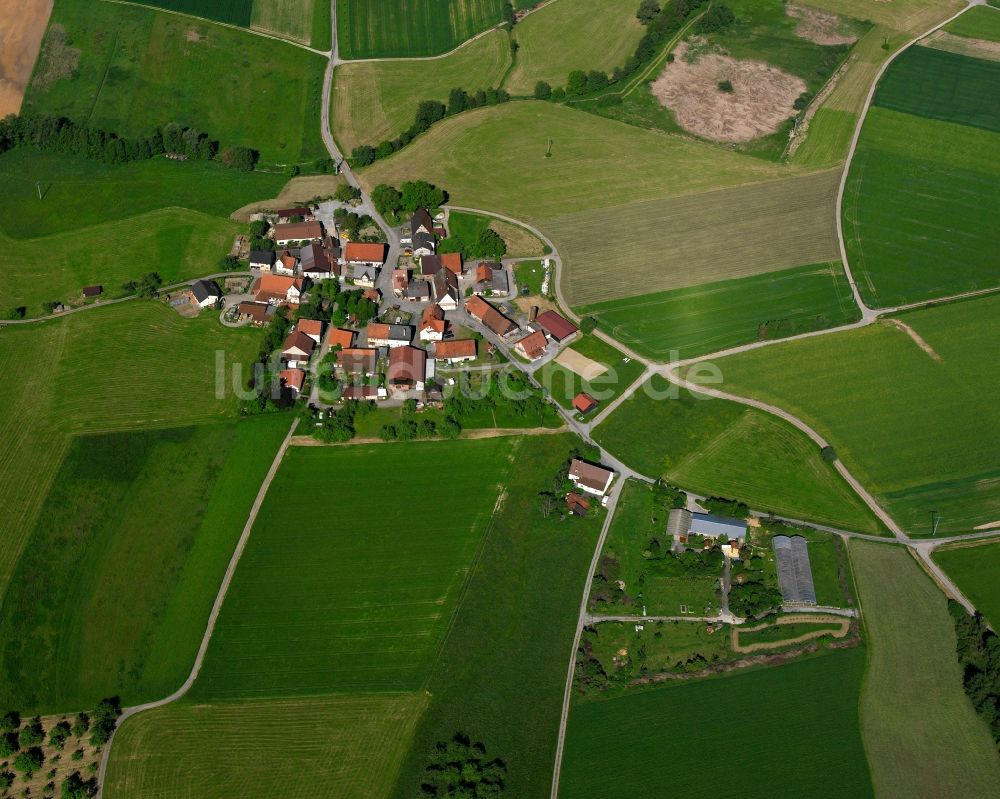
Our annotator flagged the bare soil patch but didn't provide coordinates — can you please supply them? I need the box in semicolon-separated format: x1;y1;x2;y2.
786;4;858;46
885;318;941;361
921;31;1000;63
732;615;850;653
651;43;806;142
554;348;608;380
0;0;56;115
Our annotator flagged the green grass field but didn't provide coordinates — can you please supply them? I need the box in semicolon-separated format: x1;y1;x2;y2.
251;0;316;44
946;5;1000;43
577;262;860;360
137;0;253;26
504;0;645;95
0;416;289;714
192;438;512;698
387;433;603;798
537;334;645;410
933;540;1000;630
560;647;873;798
0;301;260;602
105;693;425;799
851;541;1000;796
336;0;504;58
331;29;511;152
594;376;882;533
24;0;327;165
704;295;1000;534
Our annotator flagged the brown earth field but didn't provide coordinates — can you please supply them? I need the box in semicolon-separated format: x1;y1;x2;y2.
0;0;54;116
651;42;805;142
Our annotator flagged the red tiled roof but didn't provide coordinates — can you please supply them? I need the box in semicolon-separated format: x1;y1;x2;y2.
344;242;387;263
237;302;269;322
282;330;315;357
440;252;462;275
387;345;426;385
327;328;355;349
466;295;517;336
337;347;377;373
536;310;578;341
297;319;323;339
278;368;305;392
274;221;322;240
514;329;547;360
572;392;598;413
435;339;477;360
366;322;390;341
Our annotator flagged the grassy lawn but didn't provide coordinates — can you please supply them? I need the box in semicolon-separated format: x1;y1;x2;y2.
703;295;1000;534
792;107;858;169
552;169;841;306
577;261;860;360
332;30;511;152
0;416;290;714
24;0;328;165
105;693;425;799
504;0;645;95
387;433;603;798
0;149;285;237
192;438;512;698
0;301;260;602
135;0;254;25
844;108;1000;306
594;376;883;533
311;0;333;49
515;259;544;295
590;480;723;616
933;540;1000;630
560;647;873;798
946;5;1000;43
251;0;316;44
537;334;644;410
336;0;505;58
851;540;1000;796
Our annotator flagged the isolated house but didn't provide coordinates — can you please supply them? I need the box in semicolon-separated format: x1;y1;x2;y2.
572;393;598;414
273;221;323;246
419;304;446;342
281;329;316;368
513;329;547;361
252;274;303;305
249;250;277;271
566;492;591;517
387;345;427;391
568;459;614;497
278;368;305;395
82;284;103;298
432;269;460;311
434;339;477;364
344;241;387;267
536;310;578;342
465;295;517;337
190;279;221;309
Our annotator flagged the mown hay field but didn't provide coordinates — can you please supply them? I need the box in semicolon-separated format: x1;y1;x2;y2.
0;301;260;602
594;375;882;533
0;416;290;714
387;434;603;798
851;541;1000;797
551;169;842;306
578;262;859;361
336;0;504;58
933;540;1000;630
24;0;327;164
192;438;512;699
560;647;873;799
251;0;316;44
332;29;511;152
702;295;1000;534
504;0;644;95
106;693;425;799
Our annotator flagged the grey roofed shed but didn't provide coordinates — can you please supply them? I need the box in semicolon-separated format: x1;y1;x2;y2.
667;508;692;538
772;535;817;605
689;512;747;540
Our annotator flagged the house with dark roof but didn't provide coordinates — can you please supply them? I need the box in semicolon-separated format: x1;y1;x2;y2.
472;262;509;296
367;322;411;348
536;310;579;342
190;279;221;309
249;250;277;271
274;206;313;223
281;329;316;368
337;347;378;377
300;241;338;280
405;280;431;302
466;295;517;337
420;254;443;278
237;301;271;326
82;285;103;298
412;231;436;257
410;208;434;238
388;345;427;392
568;459;615;497
432;269;460;311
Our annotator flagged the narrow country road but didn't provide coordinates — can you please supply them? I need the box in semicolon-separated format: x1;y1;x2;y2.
95;418;299;796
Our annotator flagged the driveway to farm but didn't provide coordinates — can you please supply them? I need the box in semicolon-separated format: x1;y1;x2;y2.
95;418;300;797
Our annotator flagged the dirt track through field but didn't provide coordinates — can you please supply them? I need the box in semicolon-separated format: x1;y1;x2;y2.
885;318;942;361
732;614;850;653
0;0;53;116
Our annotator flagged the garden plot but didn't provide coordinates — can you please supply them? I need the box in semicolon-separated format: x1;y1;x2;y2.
651;42;805;142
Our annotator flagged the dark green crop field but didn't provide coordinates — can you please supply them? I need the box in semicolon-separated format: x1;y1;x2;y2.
560;648;873;799
139;0;253;26
337;0;505;58
192;438;511;699
0;417;290;714
577;262;860;360
873;46;1000;133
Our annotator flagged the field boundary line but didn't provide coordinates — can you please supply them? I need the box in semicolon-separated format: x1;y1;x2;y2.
96;0;330;55
95;417;300;797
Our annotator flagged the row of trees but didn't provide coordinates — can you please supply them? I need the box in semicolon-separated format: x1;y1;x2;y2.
0;113;259;171
351;87;511;166
949;601;1000;745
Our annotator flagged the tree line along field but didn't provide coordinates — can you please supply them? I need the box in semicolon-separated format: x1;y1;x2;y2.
842;44;1000;306
0;301;260;601
594;375;882;534
503;0;645;95
933;541;1000;631
0;416;291;714
560;647;873;799
577;261;860;361
105;693;427;799
850;541;1000;796
336;0;505;58
331;29;511;153
24;0;328;166
702;294;1000;535
190;439;513;699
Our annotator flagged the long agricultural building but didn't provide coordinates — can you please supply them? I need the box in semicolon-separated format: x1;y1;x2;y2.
772;535;817;606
